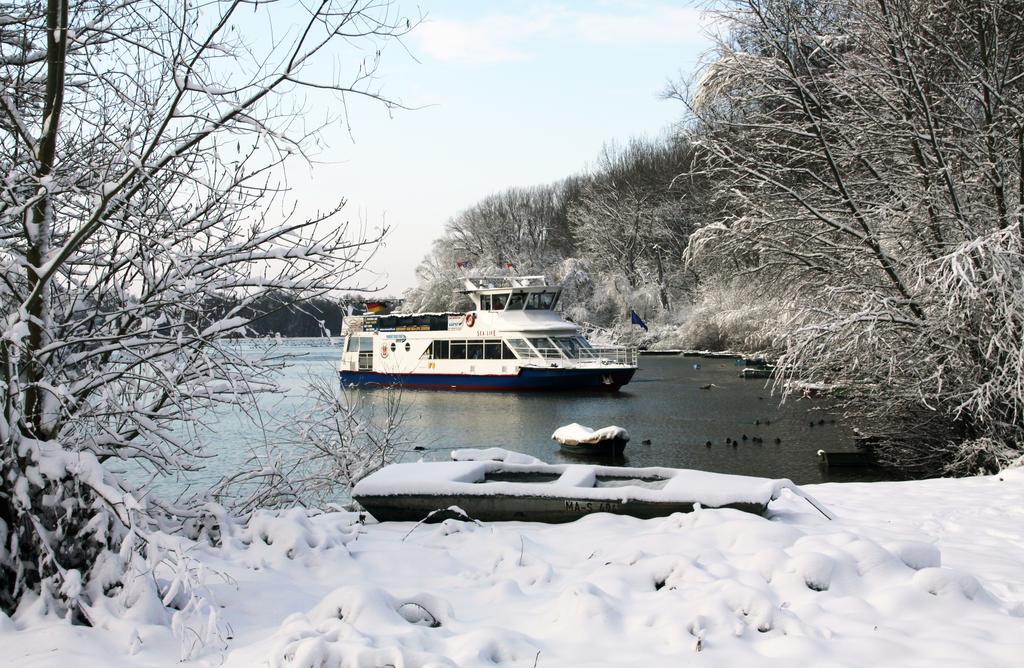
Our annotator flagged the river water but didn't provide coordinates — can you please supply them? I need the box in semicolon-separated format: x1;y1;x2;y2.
132;340;886;502
398;353;870;484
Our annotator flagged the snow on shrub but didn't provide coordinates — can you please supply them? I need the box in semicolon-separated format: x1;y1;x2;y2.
224;509;361;563
888;541;942;571
265;584;544;668
911;568;982;600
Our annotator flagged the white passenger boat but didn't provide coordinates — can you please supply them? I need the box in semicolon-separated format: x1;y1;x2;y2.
338;276;638;391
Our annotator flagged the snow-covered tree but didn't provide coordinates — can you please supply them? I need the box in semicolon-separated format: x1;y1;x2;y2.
568;138;699;310
286;378;416;506
446;181;579;272
0;0;413;616
401;239;473;313
679;0;1024;473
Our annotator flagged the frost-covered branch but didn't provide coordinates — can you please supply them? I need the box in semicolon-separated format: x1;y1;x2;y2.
0;0;417;624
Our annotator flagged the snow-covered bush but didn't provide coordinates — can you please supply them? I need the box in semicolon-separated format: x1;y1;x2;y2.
283;378;417;506
0;0;413;622
665;281;785;352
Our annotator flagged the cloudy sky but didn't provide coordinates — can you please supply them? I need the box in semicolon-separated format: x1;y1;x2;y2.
291;1;714;294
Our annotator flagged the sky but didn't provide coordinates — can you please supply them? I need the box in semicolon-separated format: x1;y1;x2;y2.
288;1;715;294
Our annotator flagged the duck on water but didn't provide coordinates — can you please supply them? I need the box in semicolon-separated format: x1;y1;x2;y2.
338;276;638;391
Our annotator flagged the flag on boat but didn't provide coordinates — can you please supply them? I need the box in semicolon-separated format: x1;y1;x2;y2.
365;302;386;314
630;309;648;331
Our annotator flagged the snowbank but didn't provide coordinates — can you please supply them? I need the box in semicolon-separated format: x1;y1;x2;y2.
3;470;1023;667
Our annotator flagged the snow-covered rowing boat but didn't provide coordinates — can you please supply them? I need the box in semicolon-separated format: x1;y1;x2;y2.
353;451;829;523
338;276;638;391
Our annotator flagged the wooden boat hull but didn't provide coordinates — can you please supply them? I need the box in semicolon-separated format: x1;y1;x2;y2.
557;438;627;456
352;460;812;525
355;492;767;524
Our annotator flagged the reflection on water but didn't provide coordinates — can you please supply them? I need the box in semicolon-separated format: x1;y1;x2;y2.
120;341;892;499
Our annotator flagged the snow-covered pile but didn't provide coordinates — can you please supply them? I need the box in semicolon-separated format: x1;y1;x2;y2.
551;422;630;445
3;468;1023;667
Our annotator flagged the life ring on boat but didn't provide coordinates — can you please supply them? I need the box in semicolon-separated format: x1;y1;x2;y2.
465;312;476;328
380;344;389;358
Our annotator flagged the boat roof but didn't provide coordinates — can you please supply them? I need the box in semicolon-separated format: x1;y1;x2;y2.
461;276;555;292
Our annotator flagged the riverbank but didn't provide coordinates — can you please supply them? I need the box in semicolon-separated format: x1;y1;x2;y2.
4;465;1022;667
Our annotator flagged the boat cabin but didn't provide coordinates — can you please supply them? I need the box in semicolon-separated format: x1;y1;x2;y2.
460;276;562;313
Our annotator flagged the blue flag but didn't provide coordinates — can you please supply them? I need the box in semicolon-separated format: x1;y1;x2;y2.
630;309;648;331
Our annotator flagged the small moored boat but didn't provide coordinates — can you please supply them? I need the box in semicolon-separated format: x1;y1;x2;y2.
352;451;831;524
551;423;630;456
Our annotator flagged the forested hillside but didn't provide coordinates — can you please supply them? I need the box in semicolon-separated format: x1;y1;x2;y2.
403;137;726;345
205;292;397;338
407;0;1024;475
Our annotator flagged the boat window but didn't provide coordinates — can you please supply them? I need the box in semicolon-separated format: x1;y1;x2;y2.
466;340;484;360
504;337;534;359
348;336;373;352
431;340;450;359
372;314;449;332
506;292;526;310
480;294;491;310
484;340;503;359
575;336;593;349
524;292;540;310
527;336;561;358
450;341;467;359
491;292;509;310
404;342;411;352
389;342;397;352
552;337;581;358
539;291;557;309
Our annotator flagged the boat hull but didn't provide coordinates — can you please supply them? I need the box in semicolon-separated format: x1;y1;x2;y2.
339;366;636;392
557;438;628;456
355;492;766;524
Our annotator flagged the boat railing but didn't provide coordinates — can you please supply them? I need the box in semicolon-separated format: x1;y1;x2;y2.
524;344;637;367
581;346;638;367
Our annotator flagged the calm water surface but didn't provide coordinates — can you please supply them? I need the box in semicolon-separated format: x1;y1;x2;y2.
399;353;869;484
128;341;884;498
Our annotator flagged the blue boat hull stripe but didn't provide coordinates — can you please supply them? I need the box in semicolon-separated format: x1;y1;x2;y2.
338;367;636;391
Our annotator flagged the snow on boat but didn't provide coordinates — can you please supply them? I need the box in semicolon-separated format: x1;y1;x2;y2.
353;451;830;523
551;423;629;455
338;276;638;391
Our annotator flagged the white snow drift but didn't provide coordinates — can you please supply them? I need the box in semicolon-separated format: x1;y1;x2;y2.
2;461;1023;667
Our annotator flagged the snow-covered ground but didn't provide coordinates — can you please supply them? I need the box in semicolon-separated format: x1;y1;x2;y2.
4;467;1023;667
